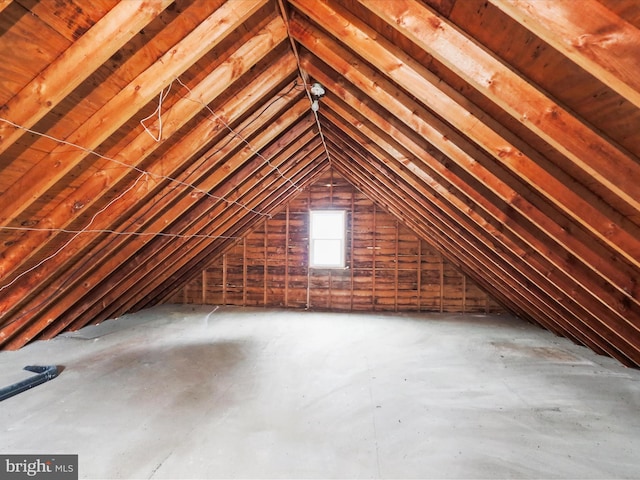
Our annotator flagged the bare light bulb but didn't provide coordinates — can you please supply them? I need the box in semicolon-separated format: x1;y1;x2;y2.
311;99;320;112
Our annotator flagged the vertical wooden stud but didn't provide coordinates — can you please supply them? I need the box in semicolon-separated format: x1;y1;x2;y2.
417;239;422;311
306;187;311;309
395;218;399;312
439;253;444;313
243;236;247;307
350;190;355;311
202;270;207;304
222;254;227;306
372;203;377;310
285;204;290;307
264;218;268;306
462;274;467;313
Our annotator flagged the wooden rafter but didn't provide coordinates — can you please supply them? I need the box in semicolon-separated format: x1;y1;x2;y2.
0;55;300;333
0;0;174;155
0;0;268;229
489;0;640;110
357;0;640;215
290;0;640;271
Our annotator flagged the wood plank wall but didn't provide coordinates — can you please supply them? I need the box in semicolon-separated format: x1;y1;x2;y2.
169;170;505;314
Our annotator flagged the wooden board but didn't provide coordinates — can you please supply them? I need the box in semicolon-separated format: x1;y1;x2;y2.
170;169;505;314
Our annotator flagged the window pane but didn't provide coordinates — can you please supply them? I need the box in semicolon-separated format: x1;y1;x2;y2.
310;211;344;239
309;210;345;268
311;239;343;266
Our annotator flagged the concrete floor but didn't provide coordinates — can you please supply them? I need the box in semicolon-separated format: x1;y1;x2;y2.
1;306;639;479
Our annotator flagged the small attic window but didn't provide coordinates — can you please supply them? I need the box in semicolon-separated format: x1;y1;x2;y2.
309;210;346;268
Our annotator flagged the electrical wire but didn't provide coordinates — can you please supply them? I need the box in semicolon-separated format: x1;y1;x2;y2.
0;78;306;330
175;76;302;191
0;225;239;240
139;81;172;142
0;173;147;294
276;0;333;166
0;117;269;216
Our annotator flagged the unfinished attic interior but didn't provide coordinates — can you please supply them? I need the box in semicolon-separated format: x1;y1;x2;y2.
1;0;639;478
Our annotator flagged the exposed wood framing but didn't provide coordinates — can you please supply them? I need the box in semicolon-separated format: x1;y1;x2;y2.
175;169;502;316
358;0;640;215
0;0;271;228
0;0;638;369
489;0;640;109
0;0;174;154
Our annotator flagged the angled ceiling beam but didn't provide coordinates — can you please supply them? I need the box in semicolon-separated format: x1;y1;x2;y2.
0;16;286;282
0;56;300;332
64;124;322;334
0;0;12;14
9;105;313;347
357;0;640;215
0;17;289;308
0;0;174;154
322;107;639;365
324;134;635;365
489;0;640;110
293;24;639;315
290;0;640;271
0;0;268;228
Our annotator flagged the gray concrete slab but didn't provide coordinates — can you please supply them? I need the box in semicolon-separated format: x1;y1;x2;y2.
1;305;639;479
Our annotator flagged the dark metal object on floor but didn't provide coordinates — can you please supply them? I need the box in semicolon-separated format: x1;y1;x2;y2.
0;365;59;402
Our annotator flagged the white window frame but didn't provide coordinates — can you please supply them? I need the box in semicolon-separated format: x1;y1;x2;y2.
309;210;346;268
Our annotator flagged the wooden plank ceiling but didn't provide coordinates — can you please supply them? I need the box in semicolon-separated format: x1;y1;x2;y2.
0;0;638;365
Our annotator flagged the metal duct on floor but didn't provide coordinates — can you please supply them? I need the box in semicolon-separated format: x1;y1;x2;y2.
0;365;59;402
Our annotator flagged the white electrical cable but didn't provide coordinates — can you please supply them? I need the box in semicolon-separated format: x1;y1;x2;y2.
0;225;239;240
276;0;333;167
0;117;268;216
175;77;301;191
139;81;172;142
0;173;147;293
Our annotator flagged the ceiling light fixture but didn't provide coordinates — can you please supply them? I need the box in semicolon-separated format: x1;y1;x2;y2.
310;82;325;112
